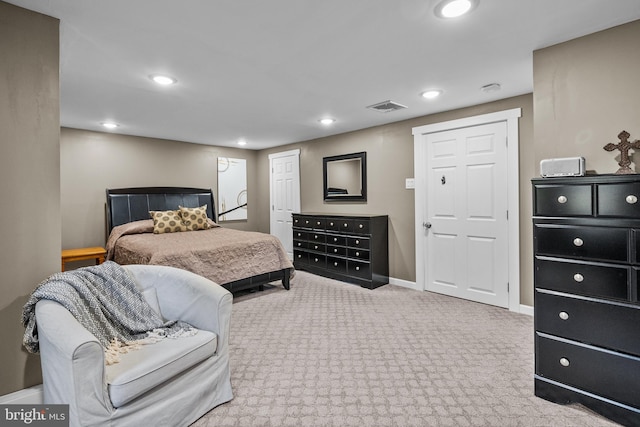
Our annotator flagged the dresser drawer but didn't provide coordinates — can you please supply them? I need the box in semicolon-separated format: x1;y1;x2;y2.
294;230;308;241
348;260;370;278
348;248;370;261
535;291;640;356
534;224;629;262
308;232;326;244
536;333;640;409
327;245;346;257
597;182;640;218
312;217;326;229
535;257;630;301
326;234;346;246
294;240;307;250
308;242;325;253
308;254;326;268
327;256;347;273
352;219;370;234
293;250;308;265
534;184;592;217
347;236;370;249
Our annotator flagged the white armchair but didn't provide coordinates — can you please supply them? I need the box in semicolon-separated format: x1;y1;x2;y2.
35;265;233;427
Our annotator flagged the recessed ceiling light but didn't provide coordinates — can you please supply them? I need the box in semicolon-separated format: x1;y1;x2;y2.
100;122;119;129
237;139;247;146
319;118;335;125
421;90;443;99
149;74;177;85
434;0;478;18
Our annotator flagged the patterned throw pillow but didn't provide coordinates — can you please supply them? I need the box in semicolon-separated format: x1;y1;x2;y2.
179;205;211;231
149;210;187;234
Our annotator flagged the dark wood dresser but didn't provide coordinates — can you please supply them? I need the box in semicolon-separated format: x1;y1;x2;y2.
292;213;388;289
533;175;640;426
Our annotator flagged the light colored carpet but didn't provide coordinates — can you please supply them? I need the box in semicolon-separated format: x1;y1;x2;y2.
192;271;617;427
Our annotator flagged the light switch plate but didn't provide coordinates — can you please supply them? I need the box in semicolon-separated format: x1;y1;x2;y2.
405;178;415;189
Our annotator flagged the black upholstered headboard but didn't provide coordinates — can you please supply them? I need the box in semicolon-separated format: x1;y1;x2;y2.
106;187;216;233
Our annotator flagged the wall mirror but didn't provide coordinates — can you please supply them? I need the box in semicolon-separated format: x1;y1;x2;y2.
217;157;248;221
323;152;367;202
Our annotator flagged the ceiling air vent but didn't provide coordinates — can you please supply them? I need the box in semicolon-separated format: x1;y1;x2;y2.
366;100;408;113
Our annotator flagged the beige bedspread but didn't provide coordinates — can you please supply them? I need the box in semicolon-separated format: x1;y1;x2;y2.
106;220;293;285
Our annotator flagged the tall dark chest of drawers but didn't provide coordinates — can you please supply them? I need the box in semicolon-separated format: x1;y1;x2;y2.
292;213;389;289
533;175;640;426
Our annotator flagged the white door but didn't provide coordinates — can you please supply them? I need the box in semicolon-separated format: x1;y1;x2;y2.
269;149;300;257
424;121;509;307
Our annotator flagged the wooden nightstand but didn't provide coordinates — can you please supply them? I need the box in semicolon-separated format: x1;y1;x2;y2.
61;247;106;271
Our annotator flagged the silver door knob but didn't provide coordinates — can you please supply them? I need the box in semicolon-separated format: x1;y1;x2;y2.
423;222;432;229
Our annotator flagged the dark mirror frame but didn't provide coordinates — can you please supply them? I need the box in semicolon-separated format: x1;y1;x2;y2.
323;151;367;202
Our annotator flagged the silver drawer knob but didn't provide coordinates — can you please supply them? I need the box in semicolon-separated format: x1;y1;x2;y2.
344;223;348;227
334;238;338;242
559;358;570;367
626;195;638;204
314;258;319;262
314;245;318;250
359;224;364;228
356;251;360;256
355;240;360;244
317;221;321;225
557;195;568;204
334;249;338;253
334;262;338;266
559;311;569;320
355;266;360;271
573;273;584;283
330;222;334;226
573;237;584;247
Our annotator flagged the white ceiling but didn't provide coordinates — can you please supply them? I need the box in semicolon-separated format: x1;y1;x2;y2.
7;0;640;150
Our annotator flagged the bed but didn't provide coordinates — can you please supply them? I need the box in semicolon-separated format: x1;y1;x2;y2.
105;187;293;293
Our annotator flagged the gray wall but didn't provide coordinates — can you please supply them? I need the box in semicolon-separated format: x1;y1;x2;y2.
0;2;60;396
533;20;640;174
60;128;260;251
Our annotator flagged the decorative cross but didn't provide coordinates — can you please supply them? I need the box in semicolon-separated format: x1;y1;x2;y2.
603;130;640;174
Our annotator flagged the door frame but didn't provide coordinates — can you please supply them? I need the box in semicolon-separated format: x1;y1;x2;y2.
269;148;301;257
412;108;521;312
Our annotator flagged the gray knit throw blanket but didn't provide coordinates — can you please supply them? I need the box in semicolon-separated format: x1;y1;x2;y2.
22;261;194;358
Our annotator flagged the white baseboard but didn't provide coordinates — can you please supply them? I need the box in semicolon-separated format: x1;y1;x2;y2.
388;277;535;317
519;304;534;316
389;277;420;291
0;384;43;405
